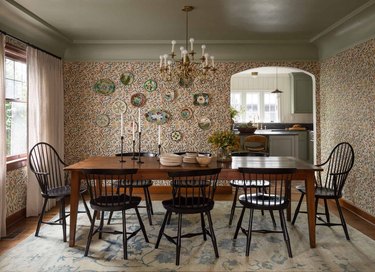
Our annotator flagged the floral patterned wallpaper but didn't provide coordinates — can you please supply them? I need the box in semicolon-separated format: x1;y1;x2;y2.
63;61;320;165
320;38;375;216
6;167;27;216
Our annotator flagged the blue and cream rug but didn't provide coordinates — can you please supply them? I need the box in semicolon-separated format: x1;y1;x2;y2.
1;201;375;271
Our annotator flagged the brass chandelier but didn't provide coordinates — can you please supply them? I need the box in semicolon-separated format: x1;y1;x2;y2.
159;6;217;87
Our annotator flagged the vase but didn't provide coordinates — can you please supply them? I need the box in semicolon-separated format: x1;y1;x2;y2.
217;146;232;162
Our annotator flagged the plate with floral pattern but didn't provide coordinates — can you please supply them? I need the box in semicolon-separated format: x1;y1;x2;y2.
145;109;170;125
95;114;110;127
130;93;146;107
171;131;182;142
180;107;193;120
163;89;176;102
93;79;115;95
198;117;211;130
120;72;134;86
112;100;127;115
144;79;157;92
193;93;209;106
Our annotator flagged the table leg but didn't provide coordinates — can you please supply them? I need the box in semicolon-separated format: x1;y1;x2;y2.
69;170;80;247
305;172;316;248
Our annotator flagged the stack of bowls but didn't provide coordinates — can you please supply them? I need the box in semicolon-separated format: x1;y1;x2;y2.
182;152;198;164
160;153;183;166
196;155;213;167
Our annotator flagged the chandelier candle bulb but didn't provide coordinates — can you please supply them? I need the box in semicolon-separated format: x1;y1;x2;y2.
205;53;209;66
201;44;206;56
180;46;184;58
190;38;194;51
211;56;215;68
159;55;163;68
171;40;176;53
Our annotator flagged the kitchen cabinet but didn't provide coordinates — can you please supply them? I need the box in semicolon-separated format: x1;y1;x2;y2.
291;72;313;113
269;135;299;157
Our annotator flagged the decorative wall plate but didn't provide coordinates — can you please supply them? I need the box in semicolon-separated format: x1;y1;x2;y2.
179;76;193;88
171;131;182;142
112;100;127;115
125;121;138;135
120;72;134;86
180;107;193;120
145;109;170;125
144;79;157;92
163;89;176;102
193;93;209;106
198;117;211;130
130;93;146;107
93;79;115;95
95;114;110;127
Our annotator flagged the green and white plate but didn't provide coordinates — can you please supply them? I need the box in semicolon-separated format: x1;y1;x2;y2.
120;72;134;86
180;107;193;120
93;79;115;95
95;114;110;127
112;100;127;115
171;131;182;142
144;79;157;92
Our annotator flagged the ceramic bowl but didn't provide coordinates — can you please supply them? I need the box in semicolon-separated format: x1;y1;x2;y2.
196;156;212;166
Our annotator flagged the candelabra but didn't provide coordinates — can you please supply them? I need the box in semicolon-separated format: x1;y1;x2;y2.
157;144;161;161
131;139;137;160
119;136;125;163
137;132;144;164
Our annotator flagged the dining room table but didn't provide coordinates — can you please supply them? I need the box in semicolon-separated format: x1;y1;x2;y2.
65;155;322;248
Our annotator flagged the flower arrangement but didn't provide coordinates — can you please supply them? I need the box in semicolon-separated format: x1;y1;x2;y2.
208;130;239;150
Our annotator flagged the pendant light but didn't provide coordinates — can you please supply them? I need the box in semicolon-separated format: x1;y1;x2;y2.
272;67;283;94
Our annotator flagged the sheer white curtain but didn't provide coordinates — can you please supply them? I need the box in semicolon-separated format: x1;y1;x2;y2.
26;47;64;217
0;34;7;237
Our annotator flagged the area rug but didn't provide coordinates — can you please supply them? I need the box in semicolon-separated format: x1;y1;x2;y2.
1;201;375;272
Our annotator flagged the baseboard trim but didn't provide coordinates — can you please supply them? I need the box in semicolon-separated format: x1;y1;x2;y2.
340;199;375;225
6;208;26;231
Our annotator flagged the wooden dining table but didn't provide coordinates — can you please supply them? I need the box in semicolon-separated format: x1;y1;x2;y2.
65;155;321;248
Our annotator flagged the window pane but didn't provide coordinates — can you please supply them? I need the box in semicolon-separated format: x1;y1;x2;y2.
5;59;14;79
6;102;27;156
5;79;15;99
15;61;26;81
230;93;242;121
245;93;260;122
264;93;279;122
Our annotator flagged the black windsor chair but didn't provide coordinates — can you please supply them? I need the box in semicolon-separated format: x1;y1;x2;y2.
155;168;221;265
82;168;149;260
291;142;355;240
29;142;92;242
233;167;296;258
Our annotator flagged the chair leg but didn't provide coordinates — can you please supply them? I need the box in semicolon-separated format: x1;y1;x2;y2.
176;213;183;266
80;193;92;223
324;199;330;223
201;213;207;241
99;211;105;239
335;198;350;240
279;209;293;258
206;211;219;258
245;208;254;256
291;193;304;225
143;187;153;225
269;210;277;227
35;198;48;237
107;211;114;225
229;187;239;225
85;210;97;257
166;211;172;225
146;187;154;215
135;207;149;242
61;198;67;242
155;211;170;249
122;210;128;260
234;206;246;239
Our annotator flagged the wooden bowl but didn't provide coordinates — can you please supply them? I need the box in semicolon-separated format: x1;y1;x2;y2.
196;156;212;166
238;127;257;134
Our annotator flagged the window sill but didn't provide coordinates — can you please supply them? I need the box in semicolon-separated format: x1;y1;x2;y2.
6;157;27;172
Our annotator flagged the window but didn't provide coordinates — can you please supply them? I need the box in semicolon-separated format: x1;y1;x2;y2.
4;43;27;170
231;90;279;123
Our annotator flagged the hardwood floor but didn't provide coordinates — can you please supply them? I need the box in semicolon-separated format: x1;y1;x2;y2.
1;189;375;255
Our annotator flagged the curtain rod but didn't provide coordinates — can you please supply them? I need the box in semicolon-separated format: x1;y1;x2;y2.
0;29;62;60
